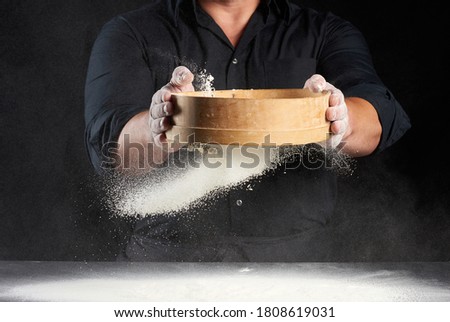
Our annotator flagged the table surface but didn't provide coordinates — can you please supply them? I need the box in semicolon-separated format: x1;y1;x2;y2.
1;261;449;302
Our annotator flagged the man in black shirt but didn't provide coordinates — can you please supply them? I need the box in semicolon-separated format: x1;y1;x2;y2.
85;0;411;261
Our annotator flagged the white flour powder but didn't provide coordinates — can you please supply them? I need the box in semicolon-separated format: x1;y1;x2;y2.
195;69;215;96
109;145;276;217
5;266;449;301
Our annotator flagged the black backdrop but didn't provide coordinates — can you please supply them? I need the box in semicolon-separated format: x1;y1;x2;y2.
1;0;448;261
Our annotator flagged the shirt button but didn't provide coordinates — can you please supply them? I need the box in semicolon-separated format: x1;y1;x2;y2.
236;199;243;206
232;58;238;64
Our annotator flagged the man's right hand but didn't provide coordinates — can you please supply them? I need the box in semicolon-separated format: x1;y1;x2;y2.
149;66;194;147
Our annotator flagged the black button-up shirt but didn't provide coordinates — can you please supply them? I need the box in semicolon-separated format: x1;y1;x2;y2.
84;0;410;261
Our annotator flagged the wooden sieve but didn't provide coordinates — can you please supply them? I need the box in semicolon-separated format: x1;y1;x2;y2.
166;88;330;146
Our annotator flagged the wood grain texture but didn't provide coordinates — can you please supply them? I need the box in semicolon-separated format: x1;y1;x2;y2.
167;89;330;145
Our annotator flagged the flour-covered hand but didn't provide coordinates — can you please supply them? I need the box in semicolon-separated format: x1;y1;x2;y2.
149;66;194;146
304;74;349;148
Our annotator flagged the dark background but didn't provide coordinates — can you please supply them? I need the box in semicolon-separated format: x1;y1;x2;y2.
1;0;448;261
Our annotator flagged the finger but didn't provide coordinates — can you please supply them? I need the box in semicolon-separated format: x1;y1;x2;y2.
150;102;174;119
151;67;195;104
151;88;164;104
330;119;347;135
161;86;174;102
152;85;176;104
170;66;195;88
329;133;344;149
159;86;175;103
158;83;191;103
150;117;171;134
326;104;347;121
304;74;326;93
153;133;167;147
326;106;337;122
329;91;343;106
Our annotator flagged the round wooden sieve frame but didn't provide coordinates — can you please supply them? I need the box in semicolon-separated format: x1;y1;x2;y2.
167;88;330;146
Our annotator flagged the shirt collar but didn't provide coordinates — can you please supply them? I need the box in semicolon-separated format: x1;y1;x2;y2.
171;0;292;26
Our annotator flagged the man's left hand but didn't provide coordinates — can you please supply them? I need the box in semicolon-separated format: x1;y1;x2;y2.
304;74;349;148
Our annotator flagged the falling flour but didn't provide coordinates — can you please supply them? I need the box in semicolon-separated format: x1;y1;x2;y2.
108;145;277;217
105;144;353;218
194;68;215;96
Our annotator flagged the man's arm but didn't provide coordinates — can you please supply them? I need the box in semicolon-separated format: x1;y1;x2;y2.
312;13;410;155
304;74;381;157
343;97;381;156
84;15;187;175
